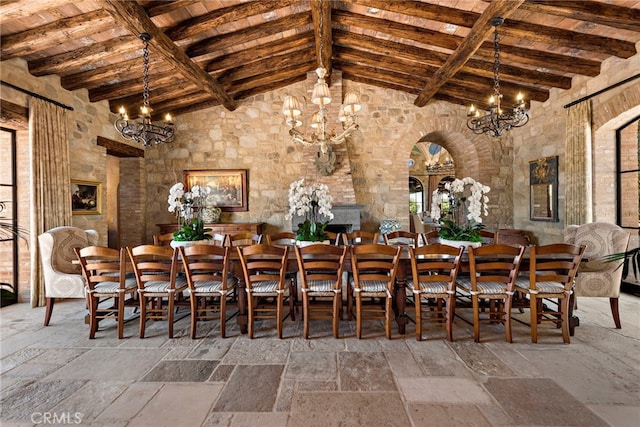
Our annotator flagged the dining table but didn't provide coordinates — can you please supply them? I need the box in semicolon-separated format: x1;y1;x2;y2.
228;244;582;337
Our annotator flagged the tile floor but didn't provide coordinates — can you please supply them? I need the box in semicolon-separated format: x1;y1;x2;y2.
1;291;639;426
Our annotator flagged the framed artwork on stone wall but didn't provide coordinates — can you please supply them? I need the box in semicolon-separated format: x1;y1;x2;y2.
71;180;102;215
184;169;248;212
529;156;559;222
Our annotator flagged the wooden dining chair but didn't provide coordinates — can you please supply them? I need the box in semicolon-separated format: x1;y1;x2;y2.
514;243;586;343
75;246;137;339
342;230;379;246
227;231;262;247
295;243;348;338
423;230;440;245
350;243;402;339
153;232;174;247
456;244;525;343
325;231;342;246
127;244;187;338
264;231;297;246
179;245;238;339
237;244;292;339
383;230;420;247
478;230;497;244
408;243;464;341
207;233;228;247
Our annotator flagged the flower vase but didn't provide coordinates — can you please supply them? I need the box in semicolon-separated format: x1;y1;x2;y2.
201;207;221;224
170;239;211;249
438;238;483;250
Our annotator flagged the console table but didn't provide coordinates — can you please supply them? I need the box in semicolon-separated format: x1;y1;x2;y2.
156;223;263;235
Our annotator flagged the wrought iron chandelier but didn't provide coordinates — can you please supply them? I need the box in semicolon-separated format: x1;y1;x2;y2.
282;7;361;155
467;17;529;137
114;33;175;147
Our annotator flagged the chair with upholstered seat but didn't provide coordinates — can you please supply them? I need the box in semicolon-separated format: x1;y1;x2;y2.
514;243;585;343
38;226;99;326
237;244;292;338
563;222;630;328
408;243;464;341
295;243;348;338
179;245;238;339
127;244;187;338
153;232;174;247
383;230;420;247
342;230;379;246
264;231;297;246
423;230;440;245
207;233;228;247
227;231;262;247
350;243;402;339
456;244;525;342
75;246;137;339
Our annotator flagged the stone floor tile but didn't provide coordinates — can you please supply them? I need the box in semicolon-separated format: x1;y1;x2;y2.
229;412;289;426
295;379;338;391
338;352;396;391
212;364;285;412
407;340;474;377
0;379;86;421
188;337;235;360
290;336;346;352
44;348;168;381
587;404;640;427
50;380;129;422
222;338;290;364
407;402;492;426
201;412;233;427
141;359;219;382
209;364;235;382
385;349;423;378
484;377;609;426
448;341;516;377
285;351;336;381
128;383;223;427
0;348;44;374
94;382;163;423
275;378;295;412
397;377;493;404
288;391;410;426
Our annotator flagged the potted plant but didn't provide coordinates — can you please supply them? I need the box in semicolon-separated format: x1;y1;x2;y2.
285;179;334;244
167;183;212;247
431;177;491;248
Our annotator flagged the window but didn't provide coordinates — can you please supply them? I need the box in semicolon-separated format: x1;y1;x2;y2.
0;127;18;306
409;177;424;214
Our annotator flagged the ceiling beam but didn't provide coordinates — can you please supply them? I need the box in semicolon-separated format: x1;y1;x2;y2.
310;0;332;74
414;0;525;107
520;0;640;32
99;0;237;111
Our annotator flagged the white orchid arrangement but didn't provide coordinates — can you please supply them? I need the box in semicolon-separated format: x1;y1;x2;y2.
285;179;334;241
168;183;212;241
431;177;490;242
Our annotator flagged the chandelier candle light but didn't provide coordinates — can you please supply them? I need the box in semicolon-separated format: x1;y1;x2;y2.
467;17;529;137
114;33;175;147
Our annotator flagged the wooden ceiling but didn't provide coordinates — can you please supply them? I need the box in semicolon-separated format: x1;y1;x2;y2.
2;0;639;119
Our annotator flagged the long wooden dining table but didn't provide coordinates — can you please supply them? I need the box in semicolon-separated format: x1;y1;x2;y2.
228;245;581;337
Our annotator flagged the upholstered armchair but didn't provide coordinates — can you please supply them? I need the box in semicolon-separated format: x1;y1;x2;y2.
38;226;99;326
563;222;630;328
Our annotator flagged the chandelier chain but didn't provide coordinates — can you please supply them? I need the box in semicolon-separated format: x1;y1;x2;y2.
493;25;500;101
142;37;150;108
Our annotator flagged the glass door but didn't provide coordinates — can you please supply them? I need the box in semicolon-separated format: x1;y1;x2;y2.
0;127;18;307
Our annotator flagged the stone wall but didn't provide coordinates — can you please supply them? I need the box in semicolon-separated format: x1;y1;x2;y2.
512;42;640;244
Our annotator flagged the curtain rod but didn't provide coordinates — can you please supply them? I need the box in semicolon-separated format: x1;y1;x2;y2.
563;73;640;109
1;80;74;111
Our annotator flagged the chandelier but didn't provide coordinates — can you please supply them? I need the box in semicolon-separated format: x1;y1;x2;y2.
467;17;529;137
282;67;361;154
114;33;175;147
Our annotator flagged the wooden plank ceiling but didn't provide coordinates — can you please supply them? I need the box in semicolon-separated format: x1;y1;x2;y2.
1;0;639;119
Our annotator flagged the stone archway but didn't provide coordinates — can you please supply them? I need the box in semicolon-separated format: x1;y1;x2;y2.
397;108;514;230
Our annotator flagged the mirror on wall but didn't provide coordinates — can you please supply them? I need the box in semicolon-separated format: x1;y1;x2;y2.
529;156;559;222
409;142;455;217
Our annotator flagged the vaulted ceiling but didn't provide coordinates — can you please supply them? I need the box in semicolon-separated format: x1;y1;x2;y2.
2;0;639;120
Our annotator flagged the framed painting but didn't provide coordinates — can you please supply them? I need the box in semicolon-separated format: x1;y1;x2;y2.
529;156;559;222
71;180;102;215
184;169;248;212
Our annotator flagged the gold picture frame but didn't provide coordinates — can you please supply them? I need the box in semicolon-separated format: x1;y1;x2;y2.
529;156;558;222
71;179;102;215
184;169;248;212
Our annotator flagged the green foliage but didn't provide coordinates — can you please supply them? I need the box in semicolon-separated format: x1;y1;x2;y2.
409;201;418;214
295;219;329;242
438;218;486;242
172;219;212;242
